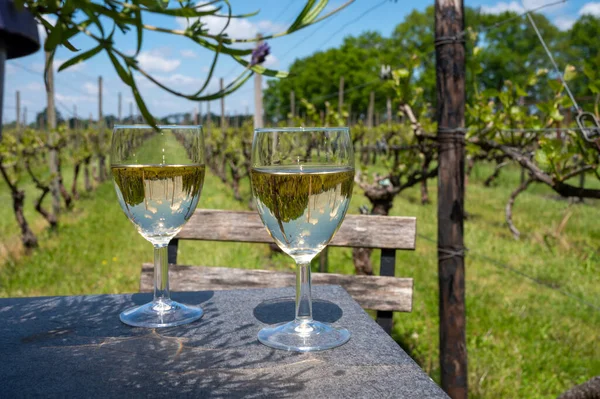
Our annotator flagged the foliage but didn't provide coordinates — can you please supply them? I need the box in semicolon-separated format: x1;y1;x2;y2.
18;0;354;127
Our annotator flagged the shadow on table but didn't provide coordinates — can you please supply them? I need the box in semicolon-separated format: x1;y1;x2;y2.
2;291;317;398
253;297;343;324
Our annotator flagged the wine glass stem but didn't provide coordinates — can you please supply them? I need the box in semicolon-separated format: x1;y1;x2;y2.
295;260;313;324
153;245;171;304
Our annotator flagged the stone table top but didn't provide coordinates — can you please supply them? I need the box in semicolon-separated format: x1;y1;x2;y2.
0;285;448;398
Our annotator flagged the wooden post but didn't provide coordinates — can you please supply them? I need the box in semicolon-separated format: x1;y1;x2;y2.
290;90;296;123
98;76;106;181
16;91;20;130
387;97;392;127
367;91;375;129
338;76;345;115
207;101;211;134
220;78;226;130
45;51;61;217
347;104;352;127
193;107;198;125
254;35;264;129
129;102;133;123
435;0;467;396
325;102;330;127
118;92;122;123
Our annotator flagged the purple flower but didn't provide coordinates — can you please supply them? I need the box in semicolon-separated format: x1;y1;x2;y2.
250;42;270;67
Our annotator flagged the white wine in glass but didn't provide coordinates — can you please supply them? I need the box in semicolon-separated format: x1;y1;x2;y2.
251;128;354;352
111;125;205;328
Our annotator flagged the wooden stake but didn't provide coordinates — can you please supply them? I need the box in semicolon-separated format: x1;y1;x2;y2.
435;0;467;396
118;92;122;123
16;91;20;130
338;76;345;115
220;78;226;130
98;76;106;181
290;90;296;123
45;51;61;217
130;102;133;123
347;104;352;127
254;35;264;129
367;91;375;129
207;101;211;134
387;97;392;127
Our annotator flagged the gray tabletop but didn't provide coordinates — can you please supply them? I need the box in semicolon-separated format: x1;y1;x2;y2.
0;285;447;398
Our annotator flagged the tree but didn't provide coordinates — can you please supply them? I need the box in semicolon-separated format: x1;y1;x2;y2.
568;15;600;110
264;31;399;122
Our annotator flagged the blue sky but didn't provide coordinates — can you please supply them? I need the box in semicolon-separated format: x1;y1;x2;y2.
4;0;599;124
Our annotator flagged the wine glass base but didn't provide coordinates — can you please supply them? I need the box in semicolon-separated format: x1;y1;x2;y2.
258;320;350;352
120;299;204;328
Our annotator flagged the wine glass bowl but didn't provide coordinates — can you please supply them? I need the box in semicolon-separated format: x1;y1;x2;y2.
250;127;354;352
111;125;205;328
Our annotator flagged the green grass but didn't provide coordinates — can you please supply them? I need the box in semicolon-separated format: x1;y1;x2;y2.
0;161;599;398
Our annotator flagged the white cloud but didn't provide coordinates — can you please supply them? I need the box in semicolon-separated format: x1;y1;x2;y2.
83;82;98;95
177;10;283;39
480;1;524;14
480;0;566;14
30;63;44;73
554;16;576;30
579;2;600;16
24;82;45;92
56;93;95;105
263;54;279;69
256;20;286;33
155;74;202;86
138;50;181;73
180;49;197;58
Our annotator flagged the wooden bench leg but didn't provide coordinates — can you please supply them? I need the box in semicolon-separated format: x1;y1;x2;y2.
376;311;393;335
168;239;179;264
377;248;396;335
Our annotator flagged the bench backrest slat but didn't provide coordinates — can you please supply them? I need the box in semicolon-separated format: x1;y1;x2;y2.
177;210;416;250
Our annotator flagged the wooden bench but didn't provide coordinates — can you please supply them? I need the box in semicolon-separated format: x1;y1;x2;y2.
140;209;416;334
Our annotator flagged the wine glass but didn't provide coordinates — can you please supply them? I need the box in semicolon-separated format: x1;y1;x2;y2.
111;125;205;328
250;127;355;352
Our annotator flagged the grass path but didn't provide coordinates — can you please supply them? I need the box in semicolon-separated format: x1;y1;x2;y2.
0;163;599;398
